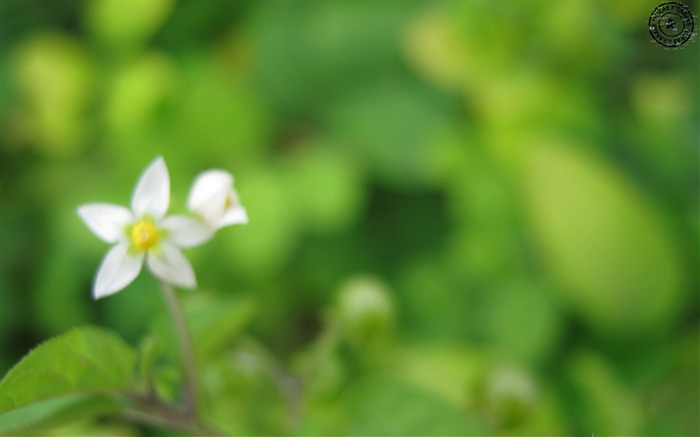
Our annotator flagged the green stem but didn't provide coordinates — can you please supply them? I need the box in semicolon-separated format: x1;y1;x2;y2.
159;281;199;416
125;393;224;436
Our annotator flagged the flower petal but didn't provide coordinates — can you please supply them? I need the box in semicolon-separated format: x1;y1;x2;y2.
78;203;134;243
131;156;170;220
188;170;232;211
160;215;214;248
187;169;248;230
94;242;144;299
187;170;231;224
221;204;249;226
147;243;196;289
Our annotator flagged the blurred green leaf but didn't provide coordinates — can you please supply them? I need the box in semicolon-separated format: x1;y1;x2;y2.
539;2;624;76
404;7;469;93
104;53;176;135
137;334;160;391
566;351;641;435
191;297;257;360
621;330;700;436
327;81;454;187
250;1;414;114
397;344;483;407
152;294;256;362
202;339;290;436
294;328;346;403
12;33;93;155
626;73;698;200
523;140;685;337
449;2;529;87
34;248;93;336
480;280;563;365
339;373;483;436
287;144;366;234
85;0;174;49
170;58;270;164
399;257;471;340
218;167;301;279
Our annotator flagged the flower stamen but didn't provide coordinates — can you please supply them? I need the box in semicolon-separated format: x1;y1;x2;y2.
131;219;159;250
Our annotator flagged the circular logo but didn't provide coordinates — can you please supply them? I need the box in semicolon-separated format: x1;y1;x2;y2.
649;2;695;47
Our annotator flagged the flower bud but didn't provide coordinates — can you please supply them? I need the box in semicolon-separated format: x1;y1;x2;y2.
335;275;395;349
472;364;538;429
188;169;248;229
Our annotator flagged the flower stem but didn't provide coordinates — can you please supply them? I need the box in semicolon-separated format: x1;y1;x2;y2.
159;281;199;416
126;392;225;436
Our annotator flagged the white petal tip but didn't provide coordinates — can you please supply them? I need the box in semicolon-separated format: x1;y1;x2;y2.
93;287;119;300
220;207;249;227
93;244;144;300
132;157;171;219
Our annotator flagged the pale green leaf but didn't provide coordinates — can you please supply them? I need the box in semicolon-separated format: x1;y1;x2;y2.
85;0;174;47
522;141;684;336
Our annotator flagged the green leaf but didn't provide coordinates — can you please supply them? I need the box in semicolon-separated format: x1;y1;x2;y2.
12;34;94;156
104;53;176;135
85;0;174;47
522;141;684;337
201;338;290;436
153;295;256;362
219;168;302;279
339;373;484;436
326;81;453;188
1;326;137;414
137;334;161;389
287;145;366;234
191;297;256;360
0;394;121;436
567;351;641;435
397;344;484;406
480;280;563;365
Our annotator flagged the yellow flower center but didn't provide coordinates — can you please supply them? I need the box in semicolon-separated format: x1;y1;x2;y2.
131;220;159;251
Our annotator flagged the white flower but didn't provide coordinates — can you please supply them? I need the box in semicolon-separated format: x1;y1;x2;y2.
78;157;213;299
187;169;248;230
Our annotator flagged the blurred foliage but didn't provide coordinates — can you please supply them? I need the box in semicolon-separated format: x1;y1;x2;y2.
1;0;698;435
0;327;134;434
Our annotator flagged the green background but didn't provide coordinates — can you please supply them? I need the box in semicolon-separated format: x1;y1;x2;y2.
1;0;698;435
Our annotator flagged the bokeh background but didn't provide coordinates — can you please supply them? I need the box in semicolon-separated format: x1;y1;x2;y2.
1;0;698;435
